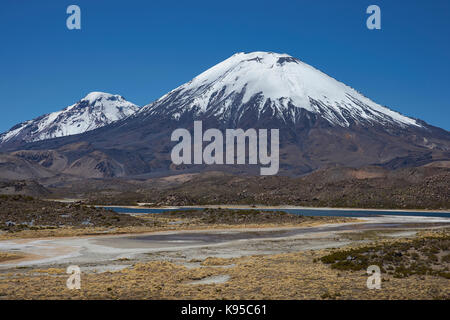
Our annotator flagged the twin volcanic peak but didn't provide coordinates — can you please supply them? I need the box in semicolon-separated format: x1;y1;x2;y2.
0;92;139;144
1;51;423;147
0;52;448;177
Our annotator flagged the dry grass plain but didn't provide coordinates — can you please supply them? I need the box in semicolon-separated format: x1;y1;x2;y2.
0;230;448;300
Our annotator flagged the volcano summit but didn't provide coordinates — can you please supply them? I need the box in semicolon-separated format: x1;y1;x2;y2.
140;51;420;128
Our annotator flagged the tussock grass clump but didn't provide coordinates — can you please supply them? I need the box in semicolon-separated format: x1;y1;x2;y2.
201;257;236;266
321;233;450;279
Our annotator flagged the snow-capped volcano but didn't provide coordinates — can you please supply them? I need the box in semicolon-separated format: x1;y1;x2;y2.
141;51;420;128
0;52;447;179
0;92;139;144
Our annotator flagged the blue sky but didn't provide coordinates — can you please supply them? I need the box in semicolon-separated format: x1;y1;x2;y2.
0;0;449;131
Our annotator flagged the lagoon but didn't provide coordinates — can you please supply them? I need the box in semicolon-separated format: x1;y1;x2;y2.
103;206;450;218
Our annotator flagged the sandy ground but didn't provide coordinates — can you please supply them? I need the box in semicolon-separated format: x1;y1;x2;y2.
0;215;448;272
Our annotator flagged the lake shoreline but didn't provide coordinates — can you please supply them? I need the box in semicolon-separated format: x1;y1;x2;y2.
97;203;450;214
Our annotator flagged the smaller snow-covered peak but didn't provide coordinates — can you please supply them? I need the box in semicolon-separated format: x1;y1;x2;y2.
0;92;140;144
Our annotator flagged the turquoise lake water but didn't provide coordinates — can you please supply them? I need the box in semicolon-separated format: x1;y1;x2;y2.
103;207;450;218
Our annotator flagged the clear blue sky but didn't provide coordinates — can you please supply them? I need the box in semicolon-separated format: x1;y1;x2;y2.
0;0;449;132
